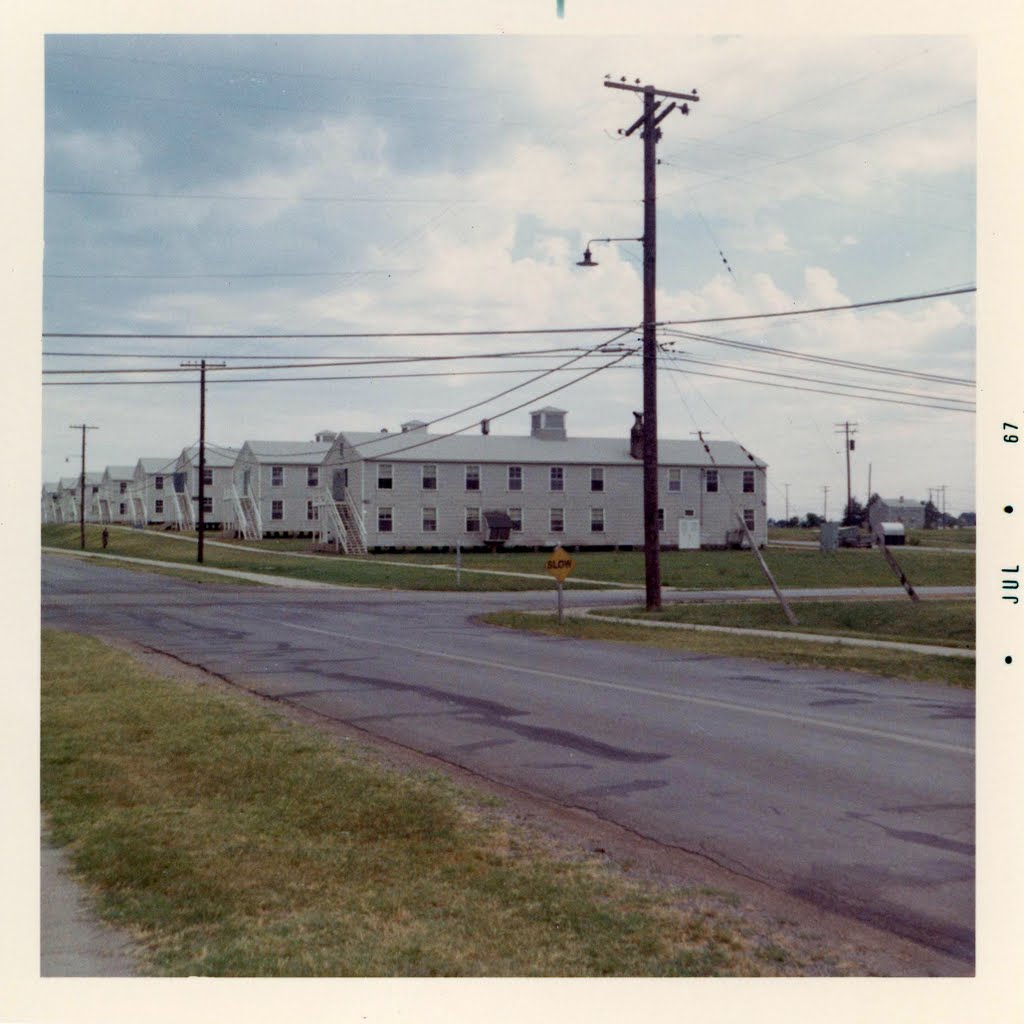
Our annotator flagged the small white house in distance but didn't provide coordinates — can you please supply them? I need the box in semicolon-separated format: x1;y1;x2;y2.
56;477;81;522
172;444;240;531
875;497;927;529
67;472;104;522
98;466;137;524
315;409;767;554
42;483;61;523
227;436;335;539
129;457;178;526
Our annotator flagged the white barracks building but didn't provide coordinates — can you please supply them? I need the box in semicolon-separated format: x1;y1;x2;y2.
316;408;767;553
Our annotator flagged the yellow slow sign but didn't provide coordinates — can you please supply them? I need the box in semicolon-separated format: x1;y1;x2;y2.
545;545;576;582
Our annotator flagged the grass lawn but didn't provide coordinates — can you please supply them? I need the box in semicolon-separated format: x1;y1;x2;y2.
41;629;849;976
769;526;975;550
481;610;975;688
41;524;609;592
43;523;975;591
591;599;975;648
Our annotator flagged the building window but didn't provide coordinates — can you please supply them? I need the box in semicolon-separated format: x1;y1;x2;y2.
657;508;665;532
550;508;564;533
378;506;393;532
154;499;164;514
465;507;480;532
377;463;393;489
508;465;523;491
422;464;437;490
668;468;681;493
550;466;564;492
119;502;127;515
591;467;604;492
307;500;318;521
422;507;437;532
154;475;164;490
202;496;213;514
591;507;605;532
743;469;755;493
308;466;319;488
684;508;695;517
271;500;283;520
743;508;756;530
119;481;127;494
466;465;480;491
508;507;522;532
705;469;719;493
271;465;284;487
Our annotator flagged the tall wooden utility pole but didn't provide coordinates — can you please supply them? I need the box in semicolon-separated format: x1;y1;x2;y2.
181;359;225;563
69;424;97;549
835;421;858;522
605;78;700;610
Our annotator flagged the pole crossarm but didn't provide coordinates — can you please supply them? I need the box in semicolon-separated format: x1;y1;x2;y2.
604;80;700;103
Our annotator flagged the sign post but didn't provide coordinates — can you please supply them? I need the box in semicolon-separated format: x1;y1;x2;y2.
545;545;577;623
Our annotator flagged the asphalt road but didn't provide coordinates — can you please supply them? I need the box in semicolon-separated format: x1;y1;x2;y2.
41;554;975;963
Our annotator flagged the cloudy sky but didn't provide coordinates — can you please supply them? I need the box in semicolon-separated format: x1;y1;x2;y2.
40;30;977;518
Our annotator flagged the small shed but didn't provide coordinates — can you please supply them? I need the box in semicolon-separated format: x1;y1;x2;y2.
878;522;906;545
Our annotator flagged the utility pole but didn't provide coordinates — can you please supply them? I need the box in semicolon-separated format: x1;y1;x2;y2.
605;76;700;610
823;485;829;521
834;421;858;522
784;483;790;523
181;359;225;563
69;424;97;550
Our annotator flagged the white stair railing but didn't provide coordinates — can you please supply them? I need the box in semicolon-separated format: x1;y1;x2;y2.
317;488;348;551
343;487;367;552
244;486;262;538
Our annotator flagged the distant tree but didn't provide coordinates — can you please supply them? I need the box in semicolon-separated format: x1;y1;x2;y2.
841;497;867;527
802;511;824;529
923;500;941;529
785;515;800;528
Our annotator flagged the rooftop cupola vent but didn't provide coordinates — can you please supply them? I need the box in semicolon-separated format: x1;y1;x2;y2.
529;407;567;441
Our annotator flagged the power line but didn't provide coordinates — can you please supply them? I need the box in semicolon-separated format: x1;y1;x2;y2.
42;365;638;387
42;346;614;374
656;362;974;414
657;349;975;405
661;328;974;386
40;284;975;341
45;186;629;206
45;269;413;281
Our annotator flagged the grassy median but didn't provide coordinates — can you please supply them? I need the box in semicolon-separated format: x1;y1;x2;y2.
481;609;975;688
42;629;856;977
43;524;974;592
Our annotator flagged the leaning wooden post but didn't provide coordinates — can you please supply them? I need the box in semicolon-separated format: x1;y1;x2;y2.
734;514;799;626
872;527;920;602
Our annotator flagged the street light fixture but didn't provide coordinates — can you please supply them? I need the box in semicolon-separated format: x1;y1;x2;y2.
576;237;642;267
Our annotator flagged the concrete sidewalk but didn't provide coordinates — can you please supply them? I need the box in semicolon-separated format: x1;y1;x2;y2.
41;835;141;976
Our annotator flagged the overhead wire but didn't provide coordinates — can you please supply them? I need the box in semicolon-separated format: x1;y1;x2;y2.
656;346;975;407
661;328;974;386
40;284;977;341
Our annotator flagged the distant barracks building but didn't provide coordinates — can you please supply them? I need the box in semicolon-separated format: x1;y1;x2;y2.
45;407;768;552
315;408;767;553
